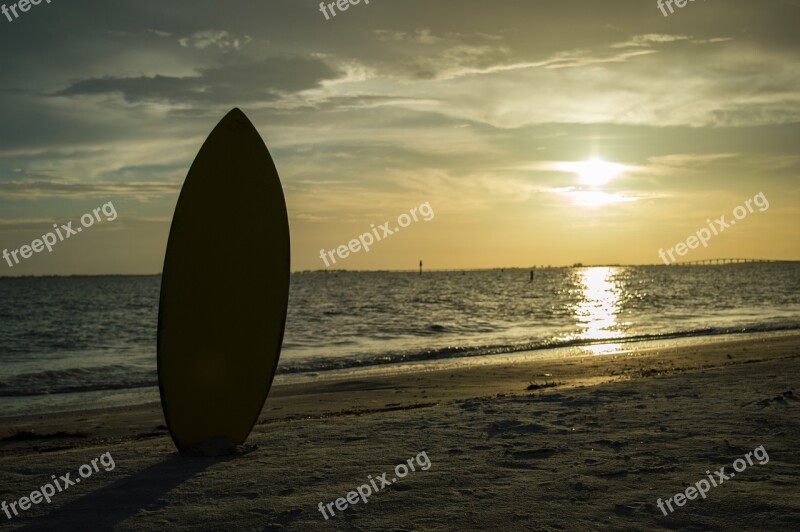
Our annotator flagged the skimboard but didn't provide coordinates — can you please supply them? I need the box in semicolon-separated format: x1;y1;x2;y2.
157;108;290;453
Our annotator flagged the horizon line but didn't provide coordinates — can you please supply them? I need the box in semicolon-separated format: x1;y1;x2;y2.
2;260;799;278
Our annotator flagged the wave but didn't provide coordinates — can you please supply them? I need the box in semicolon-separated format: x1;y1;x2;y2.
277;322;800;374
2;322;799;397
0;365;155;397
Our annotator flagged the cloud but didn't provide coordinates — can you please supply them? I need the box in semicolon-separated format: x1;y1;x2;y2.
643;153;800;180
0;217;60;230
549;188;639;208
691;37;734;44
0;0;796;273
374;29;443;45
0;178;179;201
0;215;171;232
611;34;692;48
360;42;657;83
648;153;739;167
178;30;251;51
52;57;342;105
144;29;173;38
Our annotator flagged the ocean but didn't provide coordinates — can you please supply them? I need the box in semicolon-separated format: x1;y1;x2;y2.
1;263;799;416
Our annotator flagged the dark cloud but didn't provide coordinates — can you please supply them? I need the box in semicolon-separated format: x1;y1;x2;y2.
53;57;342;104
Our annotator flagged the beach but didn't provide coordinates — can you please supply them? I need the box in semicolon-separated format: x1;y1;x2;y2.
1;332;798;530
2;0;799;530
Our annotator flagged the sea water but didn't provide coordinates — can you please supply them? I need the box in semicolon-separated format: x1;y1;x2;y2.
1;263;798;415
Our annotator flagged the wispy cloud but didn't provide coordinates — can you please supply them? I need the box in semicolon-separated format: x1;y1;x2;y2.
0;178;179;201
374;29;443;44
611;34;692;48
178;30;252;51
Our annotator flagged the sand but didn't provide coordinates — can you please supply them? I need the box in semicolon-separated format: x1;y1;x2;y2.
1;332;799;531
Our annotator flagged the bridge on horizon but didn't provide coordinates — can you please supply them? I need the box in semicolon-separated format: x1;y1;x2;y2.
672;258;796;266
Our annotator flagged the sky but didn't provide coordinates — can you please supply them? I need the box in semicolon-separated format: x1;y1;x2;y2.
0;0;798;274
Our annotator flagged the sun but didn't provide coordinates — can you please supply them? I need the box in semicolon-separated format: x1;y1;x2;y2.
555;157;629;187
548;157;637;208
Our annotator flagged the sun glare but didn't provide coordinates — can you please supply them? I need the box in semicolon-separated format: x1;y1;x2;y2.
556;157;629;187
549;157;637;208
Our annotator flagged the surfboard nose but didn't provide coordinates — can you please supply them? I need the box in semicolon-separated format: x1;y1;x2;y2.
220;108;256;132
225;107;247;121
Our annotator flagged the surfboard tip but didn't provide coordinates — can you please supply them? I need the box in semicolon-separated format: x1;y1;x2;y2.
221;107;255;131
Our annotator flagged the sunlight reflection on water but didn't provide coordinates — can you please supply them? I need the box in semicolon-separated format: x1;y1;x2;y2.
572;267;625;355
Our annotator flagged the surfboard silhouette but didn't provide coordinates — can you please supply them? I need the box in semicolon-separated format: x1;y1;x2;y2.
157;108;290;454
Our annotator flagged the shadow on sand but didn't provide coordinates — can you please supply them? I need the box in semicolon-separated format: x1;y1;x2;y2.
16;453;221;531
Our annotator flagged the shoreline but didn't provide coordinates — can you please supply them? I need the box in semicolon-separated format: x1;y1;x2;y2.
1;329;797;420
0;332;797;529
1;330;797;452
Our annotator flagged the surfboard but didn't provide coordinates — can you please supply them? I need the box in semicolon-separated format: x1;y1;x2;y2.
157;108;290;453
